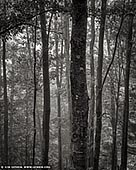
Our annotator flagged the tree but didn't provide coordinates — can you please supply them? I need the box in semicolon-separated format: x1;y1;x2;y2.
63;1;72;165
32;17;37;166
120;7;134;170
2;38;9;165
39;0;51;166
9;44;15;165
88;0;95;169
25;28;32;165
54;15;63;170
93;0;107;170
105;28;122;170
0;39;3;164
70;0;88;170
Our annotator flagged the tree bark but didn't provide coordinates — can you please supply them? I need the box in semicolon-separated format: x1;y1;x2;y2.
93;1;107;170
2;38;8;165
55;15;62;170
25;29;33;165
109;77;117;170
70;0;88;170
26;26;33;72
39;0;50;166
25;72;29;165
0;40;2;95
37;112;42;157
64;4;72;166
9;51;15;165
88;0;95;169
120;12;134;170
32;17;37;166
0;39;3;164
106;31;122;170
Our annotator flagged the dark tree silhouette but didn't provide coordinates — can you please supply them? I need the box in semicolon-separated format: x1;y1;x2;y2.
120;10;134;170
70;0;88;170
39;0;50;166
93;0;107;170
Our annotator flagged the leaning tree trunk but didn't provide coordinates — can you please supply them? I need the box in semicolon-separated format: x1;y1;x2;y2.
39;0;50;166
70;0;88;170
2;38;8;165
106;32;121;170
93;1;107;170
120;11;134;170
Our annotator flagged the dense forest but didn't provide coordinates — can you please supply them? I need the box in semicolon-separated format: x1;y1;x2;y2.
0;0;136;170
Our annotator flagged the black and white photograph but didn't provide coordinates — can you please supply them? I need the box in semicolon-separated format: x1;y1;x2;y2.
0;0;136;170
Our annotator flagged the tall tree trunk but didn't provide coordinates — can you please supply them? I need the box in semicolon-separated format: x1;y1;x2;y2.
88;0;95;169
106;32;121;170
70;0;88;170
39;0;50;166
2;38;8;165
0;39;3;164
110;76;117;170
32;17;37;166
111;67;121;170
64;2;72;165
93;1;107;170
9;53;15;165
55;16;62;170
25;72;29;165
25;29;33;165
0;40;2;96
120;12;134;170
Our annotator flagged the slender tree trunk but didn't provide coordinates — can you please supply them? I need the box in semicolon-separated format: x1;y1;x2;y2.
9;54;15;165
88;0;95;169
25;73;29;165
37;112;42;155
2;38;8;165
93;1;107;170
0;40;2;96
32;18;37;166
111;50;122;170
120;12;134;170
70;0;88;170
0;39;3;164
106;32;121;170
64;6;72;166
55;16;62;170
25;26;33;166
26;26;33;72
57;49;63;170
39;0;50;166
25;114;28;165
0;39;2;164
109;77;117;170
111;67;121;170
